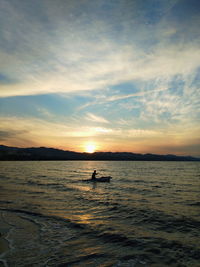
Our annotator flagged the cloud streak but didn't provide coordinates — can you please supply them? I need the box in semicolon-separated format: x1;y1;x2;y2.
85;113;109;124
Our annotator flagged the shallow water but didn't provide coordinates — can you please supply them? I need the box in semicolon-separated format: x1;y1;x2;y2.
0;161;200;266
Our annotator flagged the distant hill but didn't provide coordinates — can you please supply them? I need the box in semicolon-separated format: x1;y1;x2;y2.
0;145;199;161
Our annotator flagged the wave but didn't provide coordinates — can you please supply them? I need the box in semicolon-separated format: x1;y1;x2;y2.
1;207;200;266
76;191;200;235
58;252;109;267
27;180;77;192
187;201;200;206
0;200;12;204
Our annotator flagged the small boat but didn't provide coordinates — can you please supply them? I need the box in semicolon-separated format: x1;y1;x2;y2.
83;176;112;183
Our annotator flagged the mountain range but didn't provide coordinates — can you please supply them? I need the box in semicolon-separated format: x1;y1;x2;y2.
0;145;199;161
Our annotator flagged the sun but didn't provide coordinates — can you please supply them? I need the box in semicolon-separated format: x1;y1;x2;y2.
85;143;96;153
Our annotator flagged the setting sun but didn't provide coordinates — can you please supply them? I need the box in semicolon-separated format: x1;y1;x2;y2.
85;143;96;153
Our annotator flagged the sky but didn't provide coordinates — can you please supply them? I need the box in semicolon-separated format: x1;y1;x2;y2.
0;0;200;156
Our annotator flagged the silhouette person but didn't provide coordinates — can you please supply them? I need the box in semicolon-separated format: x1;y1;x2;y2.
91;170;98;180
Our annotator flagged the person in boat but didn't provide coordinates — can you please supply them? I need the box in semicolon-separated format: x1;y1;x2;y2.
91;170;98;180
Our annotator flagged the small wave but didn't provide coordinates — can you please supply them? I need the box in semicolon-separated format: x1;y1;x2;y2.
133;179;155;184
113;258;147;267
0;175;10;180
0;207;87;230
58;252;109;266
187;201;200;206
0;200;12;204
0;208;44;218
27;180;44;186
27;180;76;192
103;201;200;235
152;185;162;188
119;187;152;194
140;213;200;233
30;191;45;194
96;231;141;247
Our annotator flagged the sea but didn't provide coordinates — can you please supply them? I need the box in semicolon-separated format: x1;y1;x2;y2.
0;161;200;267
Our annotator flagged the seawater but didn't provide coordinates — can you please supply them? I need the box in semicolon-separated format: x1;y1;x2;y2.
0;161;200;266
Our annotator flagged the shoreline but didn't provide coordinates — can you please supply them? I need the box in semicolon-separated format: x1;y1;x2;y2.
0;206;200;266
0;212;10;267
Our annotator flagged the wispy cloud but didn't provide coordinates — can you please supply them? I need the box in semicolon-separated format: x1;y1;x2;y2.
36;107;54;118
106;87;168;102
1;42;199;98
85;113;109;124
0;0;200;98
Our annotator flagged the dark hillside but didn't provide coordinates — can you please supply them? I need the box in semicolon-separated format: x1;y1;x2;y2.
0;145;199;161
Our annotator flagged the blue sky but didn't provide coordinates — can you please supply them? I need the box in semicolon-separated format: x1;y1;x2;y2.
0;0;200;155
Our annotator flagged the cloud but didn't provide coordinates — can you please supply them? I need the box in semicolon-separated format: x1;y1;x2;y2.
94;127;112;133
106;87;168;102
36;107;53;118
0;115;111;142
138;75;200;124
86;113;109;124
0;73;17;85
0;130;20;141
0;0;200;98
1;42;200;98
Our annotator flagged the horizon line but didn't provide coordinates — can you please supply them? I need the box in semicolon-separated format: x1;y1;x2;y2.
0;144;199;159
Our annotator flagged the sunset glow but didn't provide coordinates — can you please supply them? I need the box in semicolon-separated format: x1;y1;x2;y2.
85;143;96;153
0;0;200;156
